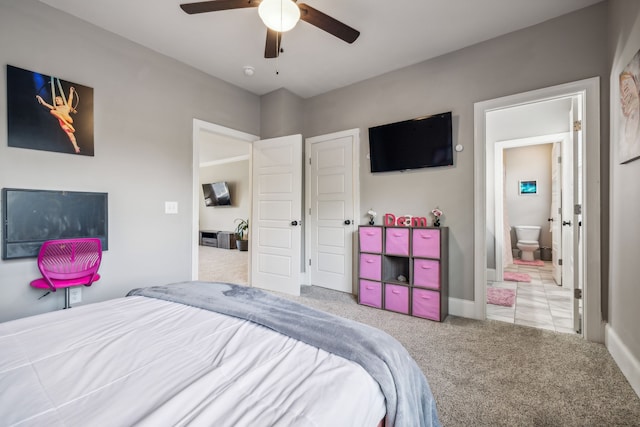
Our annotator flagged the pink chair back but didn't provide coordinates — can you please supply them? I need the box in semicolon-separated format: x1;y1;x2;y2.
34;238;102;291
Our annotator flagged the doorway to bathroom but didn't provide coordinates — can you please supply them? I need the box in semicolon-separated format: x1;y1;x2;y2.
490;128;576;334
473;77;603;342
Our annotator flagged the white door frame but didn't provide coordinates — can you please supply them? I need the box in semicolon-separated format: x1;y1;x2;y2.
191;119;259;280
304;128;361;292
474;77;603;343
493;134;566;283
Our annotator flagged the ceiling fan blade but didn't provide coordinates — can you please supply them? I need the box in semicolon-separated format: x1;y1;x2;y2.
297;3;359;44
180;0;259;15
264;28;282;58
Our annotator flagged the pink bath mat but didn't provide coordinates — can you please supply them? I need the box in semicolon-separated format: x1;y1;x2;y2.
514;259;544;267
487;287;516;307
503;271;531;282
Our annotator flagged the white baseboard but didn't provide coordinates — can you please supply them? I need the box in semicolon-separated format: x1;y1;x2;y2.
606;324;640;398
487;268;496;282
449;297;479;319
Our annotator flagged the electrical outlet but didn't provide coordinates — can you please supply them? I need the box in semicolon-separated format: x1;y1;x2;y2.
69;287;82;305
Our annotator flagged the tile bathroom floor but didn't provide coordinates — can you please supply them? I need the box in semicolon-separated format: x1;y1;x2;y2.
486;261;576;334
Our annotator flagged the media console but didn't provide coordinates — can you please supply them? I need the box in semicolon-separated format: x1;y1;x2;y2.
199;230;236;250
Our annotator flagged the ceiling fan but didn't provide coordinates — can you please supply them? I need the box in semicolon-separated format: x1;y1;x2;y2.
180;0;360;58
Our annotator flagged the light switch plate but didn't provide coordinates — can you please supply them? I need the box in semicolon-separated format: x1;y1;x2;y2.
165;201;178;214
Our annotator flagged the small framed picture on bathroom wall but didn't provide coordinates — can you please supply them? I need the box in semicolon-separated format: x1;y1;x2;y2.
519;180;537;195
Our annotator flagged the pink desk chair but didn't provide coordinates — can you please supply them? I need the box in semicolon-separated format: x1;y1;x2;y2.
30;238;102;309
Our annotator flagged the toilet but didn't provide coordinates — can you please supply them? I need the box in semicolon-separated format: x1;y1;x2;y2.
514;225;541;262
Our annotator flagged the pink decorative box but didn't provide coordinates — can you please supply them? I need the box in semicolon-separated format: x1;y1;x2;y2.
412;288;440;321
412;228;440;258
359;227;382;253
359;254;382;281
413;259;440;289
359;280;382;308
385;228;410;256
384;284;410;314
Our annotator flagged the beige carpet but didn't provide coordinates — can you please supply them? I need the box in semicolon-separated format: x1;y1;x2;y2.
198;245;248;285
282;286;640;426
198;250;640;426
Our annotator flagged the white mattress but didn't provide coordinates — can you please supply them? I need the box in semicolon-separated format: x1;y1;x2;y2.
0;296;385;427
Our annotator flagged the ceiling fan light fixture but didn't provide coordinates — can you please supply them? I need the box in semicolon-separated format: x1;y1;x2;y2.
258;0;300;32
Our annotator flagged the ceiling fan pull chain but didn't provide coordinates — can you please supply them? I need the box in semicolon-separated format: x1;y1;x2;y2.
276;0;282;74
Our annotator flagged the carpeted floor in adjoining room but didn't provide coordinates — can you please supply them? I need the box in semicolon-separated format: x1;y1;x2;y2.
198;245;248;285
199;249;640;426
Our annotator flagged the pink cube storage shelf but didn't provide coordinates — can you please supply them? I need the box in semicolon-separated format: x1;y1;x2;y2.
412;228;440;258
357;225;448;322
359;280;382;308
359;227;383;253
385;227;410;256
412;288;441;321
413;259;440;289
359;254;382;281
384;284;410;314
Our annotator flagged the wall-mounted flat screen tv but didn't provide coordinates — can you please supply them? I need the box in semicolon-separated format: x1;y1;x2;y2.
1;188;108;259
368;111;453;173
202;181;231;207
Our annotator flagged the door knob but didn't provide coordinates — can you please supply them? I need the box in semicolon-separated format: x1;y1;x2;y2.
344;220;351;225
562;221;572;226
547;218;554;222
291;220;298;226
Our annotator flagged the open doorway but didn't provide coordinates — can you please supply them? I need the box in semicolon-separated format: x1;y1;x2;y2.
488;125;574;333
473;78;604;343
190;119;258;284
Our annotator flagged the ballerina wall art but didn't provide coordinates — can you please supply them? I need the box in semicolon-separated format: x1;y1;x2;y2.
619;48;640;164
7;65;94;156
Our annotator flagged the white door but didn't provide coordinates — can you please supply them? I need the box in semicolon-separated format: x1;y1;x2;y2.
551;142;562;285
305;130;359;293
561;123;574;296
571;97;583;333
251;135;303;296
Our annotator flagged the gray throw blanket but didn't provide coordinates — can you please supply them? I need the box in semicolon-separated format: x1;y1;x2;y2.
127;281;441;427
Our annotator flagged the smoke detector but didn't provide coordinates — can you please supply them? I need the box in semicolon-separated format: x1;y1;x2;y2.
243;66;255;77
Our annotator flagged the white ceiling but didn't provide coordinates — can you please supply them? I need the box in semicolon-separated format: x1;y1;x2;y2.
39;0;602;99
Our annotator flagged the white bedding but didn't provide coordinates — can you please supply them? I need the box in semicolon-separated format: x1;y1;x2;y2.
0;296;385;427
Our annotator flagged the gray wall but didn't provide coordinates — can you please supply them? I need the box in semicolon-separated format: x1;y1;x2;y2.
608;0;640;375
260;88;304;139
302;3;609;300
199;161;250;232
0;0;260;322
505;144;553;250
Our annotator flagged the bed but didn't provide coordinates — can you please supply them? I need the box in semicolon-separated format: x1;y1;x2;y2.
0;281;440;427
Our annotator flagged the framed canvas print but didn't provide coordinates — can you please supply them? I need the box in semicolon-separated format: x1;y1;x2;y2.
618;48;640;164
6;65;94;156
519;180;537;195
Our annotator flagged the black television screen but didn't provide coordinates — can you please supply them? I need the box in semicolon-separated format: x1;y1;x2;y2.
368;112;453;173
1;188;108;259
202;182;231;207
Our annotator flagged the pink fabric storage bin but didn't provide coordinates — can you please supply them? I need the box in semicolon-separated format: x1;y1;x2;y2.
412;288;440;321
412;228;440;258
385;228;409;256
359;227;382;253
360;254;382;281
413;259;440;289
359;280;382;308
384;284;410;314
